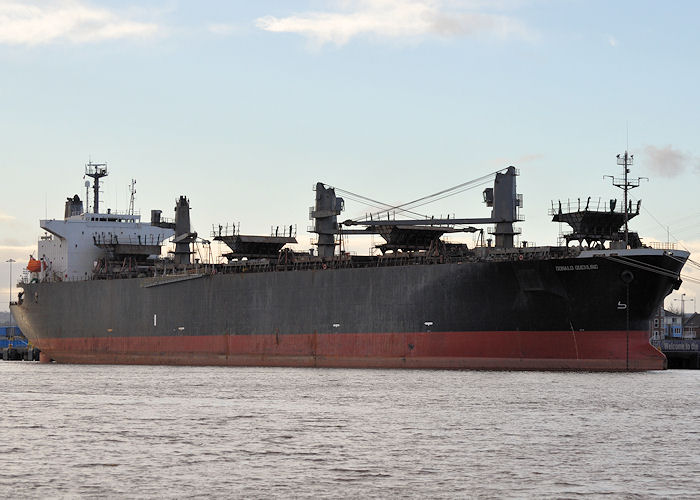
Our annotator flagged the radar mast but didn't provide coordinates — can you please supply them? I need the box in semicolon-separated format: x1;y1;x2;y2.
85;161;108;214
604;151;646;247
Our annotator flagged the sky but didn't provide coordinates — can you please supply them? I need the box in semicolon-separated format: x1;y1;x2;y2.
1;0;699;313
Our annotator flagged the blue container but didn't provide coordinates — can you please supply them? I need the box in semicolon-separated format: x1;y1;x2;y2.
0;326;22;336
0;326;27;348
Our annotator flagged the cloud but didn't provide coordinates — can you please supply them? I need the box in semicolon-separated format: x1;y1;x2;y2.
607;34;617;47
0;0;160;46
0;213;15;221
643;145;699;178
255;0;534;46
207;23;237;36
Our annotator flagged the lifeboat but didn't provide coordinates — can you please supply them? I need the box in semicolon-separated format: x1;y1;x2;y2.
27;258;43;273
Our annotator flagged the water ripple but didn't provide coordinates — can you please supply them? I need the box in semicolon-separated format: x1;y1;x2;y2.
0;364;698;498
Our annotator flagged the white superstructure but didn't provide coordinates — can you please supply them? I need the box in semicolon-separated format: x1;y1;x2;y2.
38;211;174;281
31;162;176;281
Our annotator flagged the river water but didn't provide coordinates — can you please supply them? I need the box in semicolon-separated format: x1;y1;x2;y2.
0;364;697;499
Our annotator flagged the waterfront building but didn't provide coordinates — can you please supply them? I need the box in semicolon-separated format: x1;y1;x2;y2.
650;307;698;340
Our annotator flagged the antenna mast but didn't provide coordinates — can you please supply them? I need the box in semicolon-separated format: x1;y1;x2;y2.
608;151;642;247
128;179;136;215
85;161;108;214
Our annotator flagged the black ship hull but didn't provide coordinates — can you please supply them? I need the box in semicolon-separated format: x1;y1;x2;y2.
12;248;686;370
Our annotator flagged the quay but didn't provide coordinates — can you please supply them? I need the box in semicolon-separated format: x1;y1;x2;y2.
652;339;700;369
0;326;40;361
650;309;699;369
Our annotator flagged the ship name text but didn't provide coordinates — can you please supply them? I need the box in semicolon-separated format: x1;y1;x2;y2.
555;264;599;272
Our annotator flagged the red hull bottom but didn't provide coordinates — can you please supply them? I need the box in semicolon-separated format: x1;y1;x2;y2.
32;330;666;371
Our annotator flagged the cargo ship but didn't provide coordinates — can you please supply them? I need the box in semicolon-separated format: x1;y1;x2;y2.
10;155;689;370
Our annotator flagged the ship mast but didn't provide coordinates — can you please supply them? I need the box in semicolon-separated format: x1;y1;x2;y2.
605;151;644;248
85;161;108;214
128;179;136;215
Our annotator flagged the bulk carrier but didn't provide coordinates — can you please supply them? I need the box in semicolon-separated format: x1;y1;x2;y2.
10;154;689;370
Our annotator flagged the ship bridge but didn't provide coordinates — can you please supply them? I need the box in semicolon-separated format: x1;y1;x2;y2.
34;163;175;281
39;209;174;281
